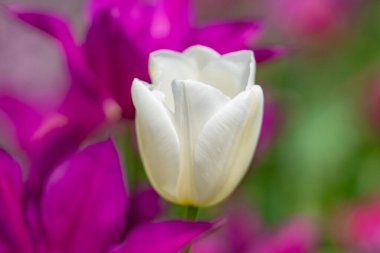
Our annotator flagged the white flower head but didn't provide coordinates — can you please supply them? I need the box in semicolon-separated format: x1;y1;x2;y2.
132;45;263;207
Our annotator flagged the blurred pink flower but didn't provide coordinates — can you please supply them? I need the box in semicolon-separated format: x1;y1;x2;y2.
192;205;316;253
251;218;316;253
268;0;351;41
0;139;214;253
333;197;380;253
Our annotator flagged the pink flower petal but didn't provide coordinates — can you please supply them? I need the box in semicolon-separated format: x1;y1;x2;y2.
41;139;129;253
0;150;33;253
116;220;215;253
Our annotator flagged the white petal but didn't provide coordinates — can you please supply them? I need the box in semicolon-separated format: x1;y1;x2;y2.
222;50;256;89
199;50;255;97
183;45;220;70
132;79;180;203
171;80;230;204
149;50;197;111
193;85;263;206
172;80;230;143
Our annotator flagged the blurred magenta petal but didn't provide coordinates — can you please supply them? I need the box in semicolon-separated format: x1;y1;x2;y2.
90;0;190;51
41;139;129;253
251;218;316;253
2;8;102;139
194;204;316;253
0;139;212;253
10;8;81;72
190;21;262;53
10;7;135;122
89;0;133;17
191;232;226;253
155;0;190;24
84;8;144;119
192;207;260;253
57;83;105;132
9;8;104;123
0;95;42;150
0;150;33;253
1;10;107;192
0;94;97;199
334;199;380;252
225;207;262;252
116;220;214;253
151;0;190;42
253;46;289;63
126;187;164;230
10;10;74;49
25;117;89;198
0;9;68;110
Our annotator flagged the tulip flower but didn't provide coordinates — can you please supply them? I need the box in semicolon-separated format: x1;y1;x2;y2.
9;0;283;126
132;45;264;207
0;139;214;253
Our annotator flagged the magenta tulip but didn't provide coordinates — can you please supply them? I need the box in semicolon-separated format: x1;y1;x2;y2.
0;139;214;253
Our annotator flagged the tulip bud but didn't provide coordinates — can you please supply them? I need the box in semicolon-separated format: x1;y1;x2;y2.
132;45;263;207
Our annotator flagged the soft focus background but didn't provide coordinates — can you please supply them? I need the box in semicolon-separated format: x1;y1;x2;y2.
1;0;380;252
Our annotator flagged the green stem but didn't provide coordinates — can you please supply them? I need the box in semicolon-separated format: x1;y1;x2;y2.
183;206;199;253
185;206;199;220
123;122;140;192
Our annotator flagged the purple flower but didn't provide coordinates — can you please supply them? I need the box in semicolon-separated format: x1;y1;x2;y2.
0;139;214;253
192;205;316;253
10;0;284;124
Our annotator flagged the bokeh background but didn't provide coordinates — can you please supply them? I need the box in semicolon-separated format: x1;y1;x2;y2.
1;0;380;252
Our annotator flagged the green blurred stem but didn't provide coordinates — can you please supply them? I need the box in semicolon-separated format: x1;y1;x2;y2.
185;206;199;220
123;122;141;192
184;206;199;253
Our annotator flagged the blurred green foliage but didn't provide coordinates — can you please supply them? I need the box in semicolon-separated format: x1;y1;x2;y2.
240;0;380;250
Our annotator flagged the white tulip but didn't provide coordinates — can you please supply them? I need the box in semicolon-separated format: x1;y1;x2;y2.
132;45;263;207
